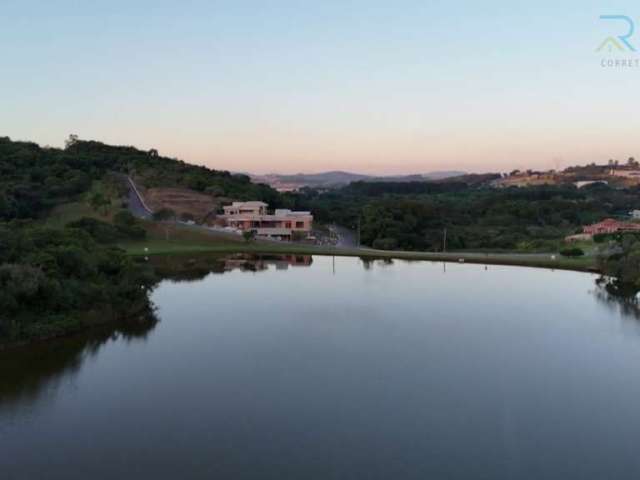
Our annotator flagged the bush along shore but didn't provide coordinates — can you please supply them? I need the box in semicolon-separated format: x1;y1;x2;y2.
0;224;157;347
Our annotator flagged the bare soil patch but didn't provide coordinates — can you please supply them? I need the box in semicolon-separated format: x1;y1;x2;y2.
144;188;219;223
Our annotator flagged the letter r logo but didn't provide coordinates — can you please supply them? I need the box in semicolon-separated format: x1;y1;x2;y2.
597;15;636;52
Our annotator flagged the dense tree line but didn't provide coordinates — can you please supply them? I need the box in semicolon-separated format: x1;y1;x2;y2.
295;182;640;251
598;234;640;290
0;223;156;342
590;232;640;308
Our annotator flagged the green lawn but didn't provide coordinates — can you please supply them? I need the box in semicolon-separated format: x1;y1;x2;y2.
119;233;599;273
45;178;128;228
45;201;98;228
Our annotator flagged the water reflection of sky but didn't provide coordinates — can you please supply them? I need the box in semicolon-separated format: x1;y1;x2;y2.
3;256;640;480
0;317;158;414
4;256;638;415
4;255;639;415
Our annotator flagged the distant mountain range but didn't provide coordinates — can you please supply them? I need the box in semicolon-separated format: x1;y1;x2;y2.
250;170;467;190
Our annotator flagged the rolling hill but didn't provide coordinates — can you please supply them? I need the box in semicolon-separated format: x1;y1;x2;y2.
250;170;466;190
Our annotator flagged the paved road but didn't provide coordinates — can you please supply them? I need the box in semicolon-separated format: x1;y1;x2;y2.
329;224;358;247
124;175;153;219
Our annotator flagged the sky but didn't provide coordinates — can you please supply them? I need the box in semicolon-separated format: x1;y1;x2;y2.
1;0;639;175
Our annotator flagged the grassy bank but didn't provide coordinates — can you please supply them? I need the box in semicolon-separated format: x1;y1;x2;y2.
44;177;129;228
120;231;599;273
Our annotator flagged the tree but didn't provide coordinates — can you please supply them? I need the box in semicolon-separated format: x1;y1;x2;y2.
205;185;225;197
292;231;307;242
372;238;398;250
67;217;120;243
65;134;79;149
114;210;136;227
152;208;176;222
88;192;110;215
0;193;10;219
242;230;256;243
152;208;176;241
112;211;146;240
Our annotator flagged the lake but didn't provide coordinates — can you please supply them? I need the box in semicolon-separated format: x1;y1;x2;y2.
2;255;640;479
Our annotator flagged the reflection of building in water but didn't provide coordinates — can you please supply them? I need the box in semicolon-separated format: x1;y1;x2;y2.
282;254;313;266
151;254;313;280
223;254;312;272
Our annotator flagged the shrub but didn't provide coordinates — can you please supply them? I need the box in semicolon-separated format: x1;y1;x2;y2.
67;217;120;243
114;210;136;227
292;231;307;242
152;208;176;222
372;237;398;250
120;224;146;240
593;233;610;243
242;230;256;243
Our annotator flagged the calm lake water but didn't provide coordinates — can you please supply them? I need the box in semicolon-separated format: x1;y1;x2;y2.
2;255;640;479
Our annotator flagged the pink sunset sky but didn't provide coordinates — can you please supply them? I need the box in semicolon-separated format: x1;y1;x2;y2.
2;1;638;174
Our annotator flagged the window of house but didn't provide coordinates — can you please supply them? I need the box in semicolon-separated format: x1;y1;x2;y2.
296;221;304;228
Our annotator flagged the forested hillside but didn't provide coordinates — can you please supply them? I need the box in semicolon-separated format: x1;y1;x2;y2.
0;136;282;344
0;136;281;221
295;181;640;251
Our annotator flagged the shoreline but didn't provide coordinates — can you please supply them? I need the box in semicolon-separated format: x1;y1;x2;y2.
0;301;154;352
122;241;600;274
0;246;599;350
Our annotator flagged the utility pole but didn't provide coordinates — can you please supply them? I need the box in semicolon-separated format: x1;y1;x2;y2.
443;228;447;253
